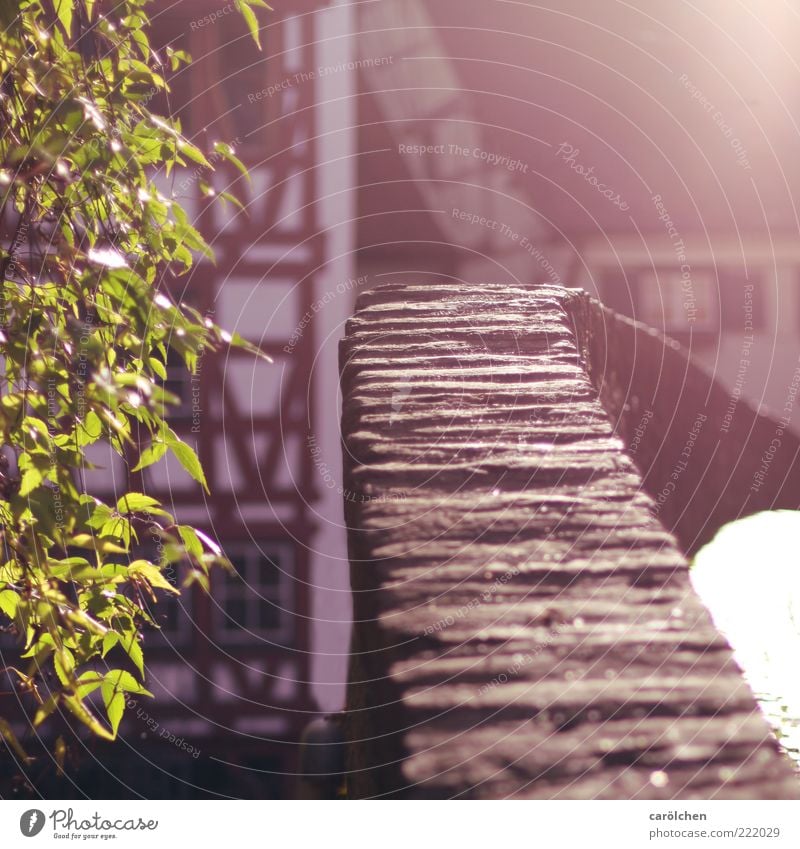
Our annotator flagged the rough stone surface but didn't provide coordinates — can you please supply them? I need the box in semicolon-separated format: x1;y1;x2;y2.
340;282;800;799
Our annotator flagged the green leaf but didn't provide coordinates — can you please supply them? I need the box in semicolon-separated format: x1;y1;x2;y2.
0;718;29;761
77;411;103;447
65;607;108;636
229;332;273;362
76;672;103;700
177;140;211;168
48;558;100;581
55;0;73;38
34;694;61;727
105;669;150;695
68;534;128;555
122;631;145;679
129;560;179;594
132;440;168;471
99;516;135;547
0;590;18;620
54;649;75;686
213;141;251;184
166;430;208;493
101;670;152;736
218;190;245;211
63;695;115;741
184;569;210;592
238;1;262;48
86;502;114;529
149;356;167;380
102;632;120;657
178;525;203;559
19;631;53;661
116;493;162;514
19;467;44;497
104;688;125;737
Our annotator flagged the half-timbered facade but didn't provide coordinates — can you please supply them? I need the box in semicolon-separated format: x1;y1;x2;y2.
354;0;800;425
126;0;354;796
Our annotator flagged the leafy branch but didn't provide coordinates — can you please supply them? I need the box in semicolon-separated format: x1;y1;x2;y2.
0;0;268;758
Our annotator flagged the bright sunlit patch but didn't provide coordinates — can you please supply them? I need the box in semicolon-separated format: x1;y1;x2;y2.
691;510;800;768
87;246;127;269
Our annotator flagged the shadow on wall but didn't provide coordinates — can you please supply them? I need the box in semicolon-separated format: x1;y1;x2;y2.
565;291;800;555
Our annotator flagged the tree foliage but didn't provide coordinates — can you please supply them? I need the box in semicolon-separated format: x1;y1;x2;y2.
0;0;268;757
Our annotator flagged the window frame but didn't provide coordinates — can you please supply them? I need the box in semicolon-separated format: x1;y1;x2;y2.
212;540;295;645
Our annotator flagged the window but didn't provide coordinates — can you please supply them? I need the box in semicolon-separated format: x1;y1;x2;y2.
599;268;636;317
637;267;718;333
142;563;193;646
187;18;276;151
718;269;763;333
215;542;293;643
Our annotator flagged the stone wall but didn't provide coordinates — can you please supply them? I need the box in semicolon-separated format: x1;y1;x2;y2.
565;292;800;554
339;282;800;799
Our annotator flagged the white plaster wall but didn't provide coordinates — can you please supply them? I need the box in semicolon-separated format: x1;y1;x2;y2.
308;0;356;712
